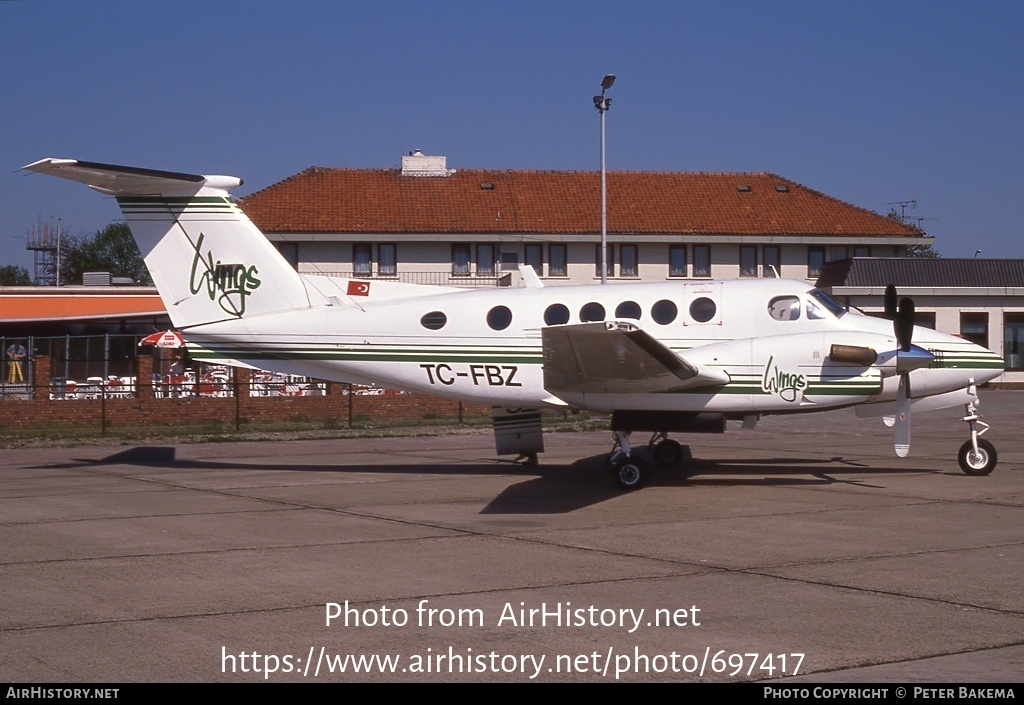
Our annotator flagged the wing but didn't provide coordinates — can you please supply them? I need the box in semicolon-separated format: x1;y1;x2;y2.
542;321;729;397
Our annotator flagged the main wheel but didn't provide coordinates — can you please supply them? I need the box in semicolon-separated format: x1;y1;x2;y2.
610;457;647;491
957;439;997;476
653;438;684;466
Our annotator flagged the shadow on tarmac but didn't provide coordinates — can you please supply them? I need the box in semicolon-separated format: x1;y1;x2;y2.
38;445;941;514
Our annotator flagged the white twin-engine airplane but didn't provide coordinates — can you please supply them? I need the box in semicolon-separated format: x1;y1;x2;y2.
24;158;1005;489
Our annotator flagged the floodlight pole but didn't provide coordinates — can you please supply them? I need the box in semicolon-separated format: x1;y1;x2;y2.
594;74;615;284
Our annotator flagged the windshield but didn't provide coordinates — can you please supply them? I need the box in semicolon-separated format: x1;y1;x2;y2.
807;288;847;318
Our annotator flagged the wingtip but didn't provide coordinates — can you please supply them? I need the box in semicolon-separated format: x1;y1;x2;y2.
22;157;77;172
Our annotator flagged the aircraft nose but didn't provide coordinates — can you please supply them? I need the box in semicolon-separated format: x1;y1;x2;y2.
965;340;1005;384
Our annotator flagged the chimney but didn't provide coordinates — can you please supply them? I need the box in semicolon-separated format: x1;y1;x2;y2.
401;150;452;177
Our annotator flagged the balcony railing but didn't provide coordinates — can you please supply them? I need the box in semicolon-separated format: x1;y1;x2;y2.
307;270;509;287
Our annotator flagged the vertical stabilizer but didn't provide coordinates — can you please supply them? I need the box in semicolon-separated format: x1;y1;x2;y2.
22;158;310;328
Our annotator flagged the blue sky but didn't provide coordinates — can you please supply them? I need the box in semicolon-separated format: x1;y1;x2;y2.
3;1;1021;271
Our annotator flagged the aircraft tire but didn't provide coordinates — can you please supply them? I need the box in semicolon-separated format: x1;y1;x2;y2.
957;439;997;476
653;439;688;466
610;457;647;491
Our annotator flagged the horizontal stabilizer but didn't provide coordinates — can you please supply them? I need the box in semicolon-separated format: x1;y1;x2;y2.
542;321;729;396
22;158;241;195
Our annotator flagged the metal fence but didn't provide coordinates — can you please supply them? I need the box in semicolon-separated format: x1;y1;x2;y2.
0;334;340;401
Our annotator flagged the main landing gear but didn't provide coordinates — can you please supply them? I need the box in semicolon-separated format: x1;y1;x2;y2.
607;431;692;490
957;398;997;476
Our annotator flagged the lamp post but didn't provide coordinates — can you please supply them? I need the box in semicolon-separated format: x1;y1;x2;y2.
594;74;615;284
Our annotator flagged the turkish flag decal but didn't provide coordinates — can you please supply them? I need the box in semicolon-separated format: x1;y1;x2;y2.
347;280;371;296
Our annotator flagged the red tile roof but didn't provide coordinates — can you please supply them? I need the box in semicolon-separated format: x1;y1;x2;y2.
239;168;922;238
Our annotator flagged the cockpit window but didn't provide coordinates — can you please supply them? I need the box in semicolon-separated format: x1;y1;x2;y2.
768;296;801;321
806;299;828;320
808;288;847;317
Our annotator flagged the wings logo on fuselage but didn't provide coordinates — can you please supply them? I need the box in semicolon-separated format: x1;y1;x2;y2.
189;232;261;317
761;355;808;402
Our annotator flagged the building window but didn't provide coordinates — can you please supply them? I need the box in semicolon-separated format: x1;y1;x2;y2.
276;243;299;271
525;244;543;275
1004;313;1024;370
830;246;848;262
500;251;519;272
763;246;780;277
914;312;937;329
549;244;567;277
353;243;372;277
808;247;825;278
452;244;471;277
595;244;614;278
669;245;687;277
853;246;871;258
693;245;711;278
960;312;989;349
378;244;397;277
477;244;495;276
740;246;757;277
620;245;638;278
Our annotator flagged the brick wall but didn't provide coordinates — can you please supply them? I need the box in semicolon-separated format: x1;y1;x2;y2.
0;356;491;431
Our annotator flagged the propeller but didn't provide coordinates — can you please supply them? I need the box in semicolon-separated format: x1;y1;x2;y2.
888;289;934;457
884;284;898;320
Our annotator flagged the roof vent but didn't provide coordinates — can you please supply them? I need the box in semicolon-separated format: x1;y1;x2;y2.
401;150;452;177
775;184;789;192
82;272;112;286
480;182;494;190
736;184;751;192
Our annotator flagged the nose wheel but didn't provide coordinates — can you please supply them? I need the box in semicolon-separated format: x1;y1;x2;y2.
958;438;996;476
958;398;997;476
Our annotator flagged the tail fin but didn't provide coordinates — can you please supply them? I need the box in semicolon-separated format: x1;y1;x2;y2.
22;158;310;329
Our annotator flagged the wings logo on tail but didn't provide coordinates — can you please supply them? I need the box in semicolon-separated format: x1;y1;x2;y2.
188;233;262;317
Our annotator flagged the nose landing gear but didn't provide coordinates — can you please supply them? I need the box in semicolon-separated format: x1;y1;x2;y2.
957;398;996;476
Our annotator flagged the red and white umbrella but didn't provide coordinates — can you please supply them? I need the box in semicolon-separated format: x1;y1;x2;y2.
138;330;185;348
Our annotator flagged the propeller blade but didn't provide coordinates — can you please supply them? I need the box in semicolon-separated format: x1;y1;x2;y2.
895;297;915;352
894;373;911;457
884;284;898;320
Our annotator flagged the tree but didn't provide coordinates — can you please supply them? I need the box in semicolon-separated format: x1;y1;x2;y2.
0;264;32;285
905;243;941;258
61;223;152;285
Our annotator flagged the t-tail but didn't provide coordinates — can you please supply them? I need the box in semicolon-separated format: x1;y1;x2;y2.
22;158;310;329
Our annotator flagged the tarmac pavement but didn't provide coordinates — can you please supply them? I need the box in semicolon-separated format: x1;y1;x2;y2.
1;390;1021;682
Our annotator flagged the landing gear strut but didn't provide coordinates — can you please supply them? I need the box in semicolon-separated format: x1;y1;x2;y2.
607;431;647;490
606;431;695;490
957;398;997;476
648;432;691;466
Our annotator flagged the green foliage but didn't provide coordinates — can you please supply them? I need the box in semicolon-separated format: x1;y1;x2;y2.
905;243;941;258
61;223;152;285
0;264;32;285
